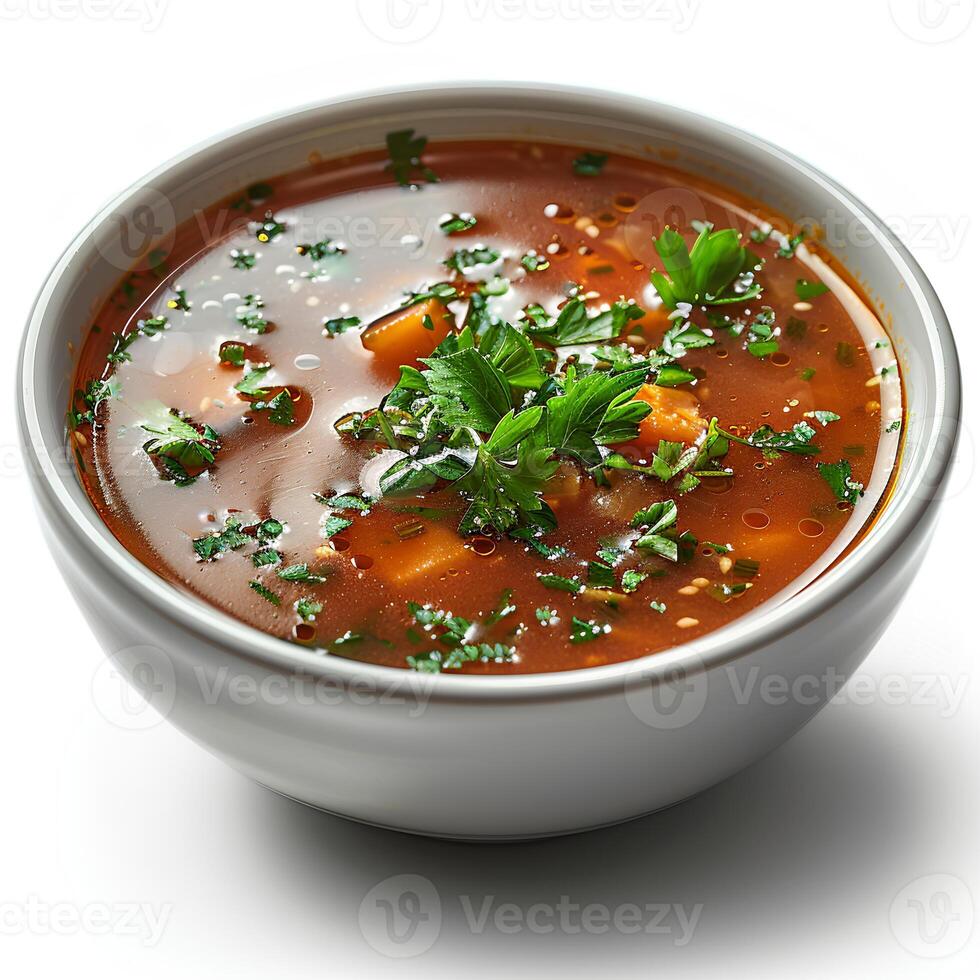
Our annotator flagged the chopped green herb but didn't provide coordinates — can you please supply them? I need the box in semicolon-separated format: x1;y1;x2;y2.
707;582;753;602
785;316;807;340
817;459;864;505
230;248;256;270
277;563;327;584
804;410;841;426
256;518;284;542
167;288;191;312
795;279;829;301
385;128;438;187
296;239;344;260
141;408;220;477
219;342;246;366
572;151;608;176
526;296;644;346
521;252;550;272
323;315;362;336
255;215;286;243
537;572;584;594
587;561;617;589
254;389;294;426
321;515;353;539
733;558;760;579
485;588;516;625
234;365;272;397
650;225;762;309
296;597;323;622
249;580;280;605
445;246;501;274
440;213;477;235
319;493;373;513
236;294;270;334
193;518;248;561
569;617;610;643
251;549;281;568
701;540;732;555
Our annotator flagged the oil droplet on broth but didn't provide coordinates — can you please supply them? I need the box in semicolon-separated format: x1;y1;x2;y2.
742;509;770;530
294;353;321;371
798;518;825;538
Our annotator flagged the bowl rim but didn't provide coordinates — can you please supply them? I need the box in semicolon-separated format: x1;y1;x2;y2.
17;80;962;702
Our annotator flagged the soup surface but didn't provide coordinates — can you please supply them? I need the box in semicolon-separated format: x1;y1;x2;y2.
70;137;902;673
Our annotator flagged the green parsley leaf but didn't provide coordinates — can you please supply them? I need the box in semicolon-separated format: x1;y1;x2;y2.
526;296;644;346
440;213;477;234
323;315;362;336
817;459;864;505
444;246;500;274
193;518;248;561
572;151;608;176
230;248;256;270
421;347;514;431
650;226;762;309
795;279;829;301
535;366;649;467
249;580;280;605
569;617;610;643
296;597;323;622
537;572;584;594
296;239;344;260
219;342;246;366
587;561;617;589
141;408;220;473
321;515;353;539
277;563;327;584
234;365;272;396
804;410;841;426
385;128;438;187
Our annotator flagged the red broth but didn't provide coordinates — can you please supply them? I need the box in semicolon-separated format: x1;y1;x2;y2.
69;139;902;673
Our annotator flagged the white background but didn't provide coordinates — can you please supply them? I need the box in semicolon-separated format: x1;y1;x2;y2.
1;0;977;976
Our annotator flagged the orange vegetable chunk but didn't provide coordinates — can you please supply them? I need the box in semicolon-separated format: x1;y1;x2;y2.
360;298;453;375
626;383;707;450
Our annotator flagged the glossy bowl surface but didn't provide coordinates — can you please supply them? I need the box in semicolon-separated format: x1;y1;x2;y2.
18;83;960;838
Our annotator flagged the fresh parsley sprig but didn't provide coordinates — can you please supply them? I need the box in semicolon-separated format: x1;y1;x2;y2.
650;226;762;309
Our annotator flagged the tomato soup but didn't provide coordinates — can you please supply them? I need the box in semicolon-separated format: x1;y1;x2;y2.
69;136;902;673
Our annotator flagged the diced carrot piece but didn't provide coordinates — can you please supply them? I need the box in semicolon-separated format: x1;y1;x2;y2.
625;383;707;450
543;462;582;509
346;518;473;586
360;298;453;374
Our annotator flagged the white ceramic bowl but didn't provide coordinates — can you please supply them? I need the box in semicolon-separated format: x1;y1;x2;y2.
18;84;961;839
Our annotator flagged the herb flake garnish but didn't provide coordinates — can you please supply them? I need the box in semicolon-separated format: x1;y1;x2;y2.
817;459;865;505
650;226;762;309
385;128;438;188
